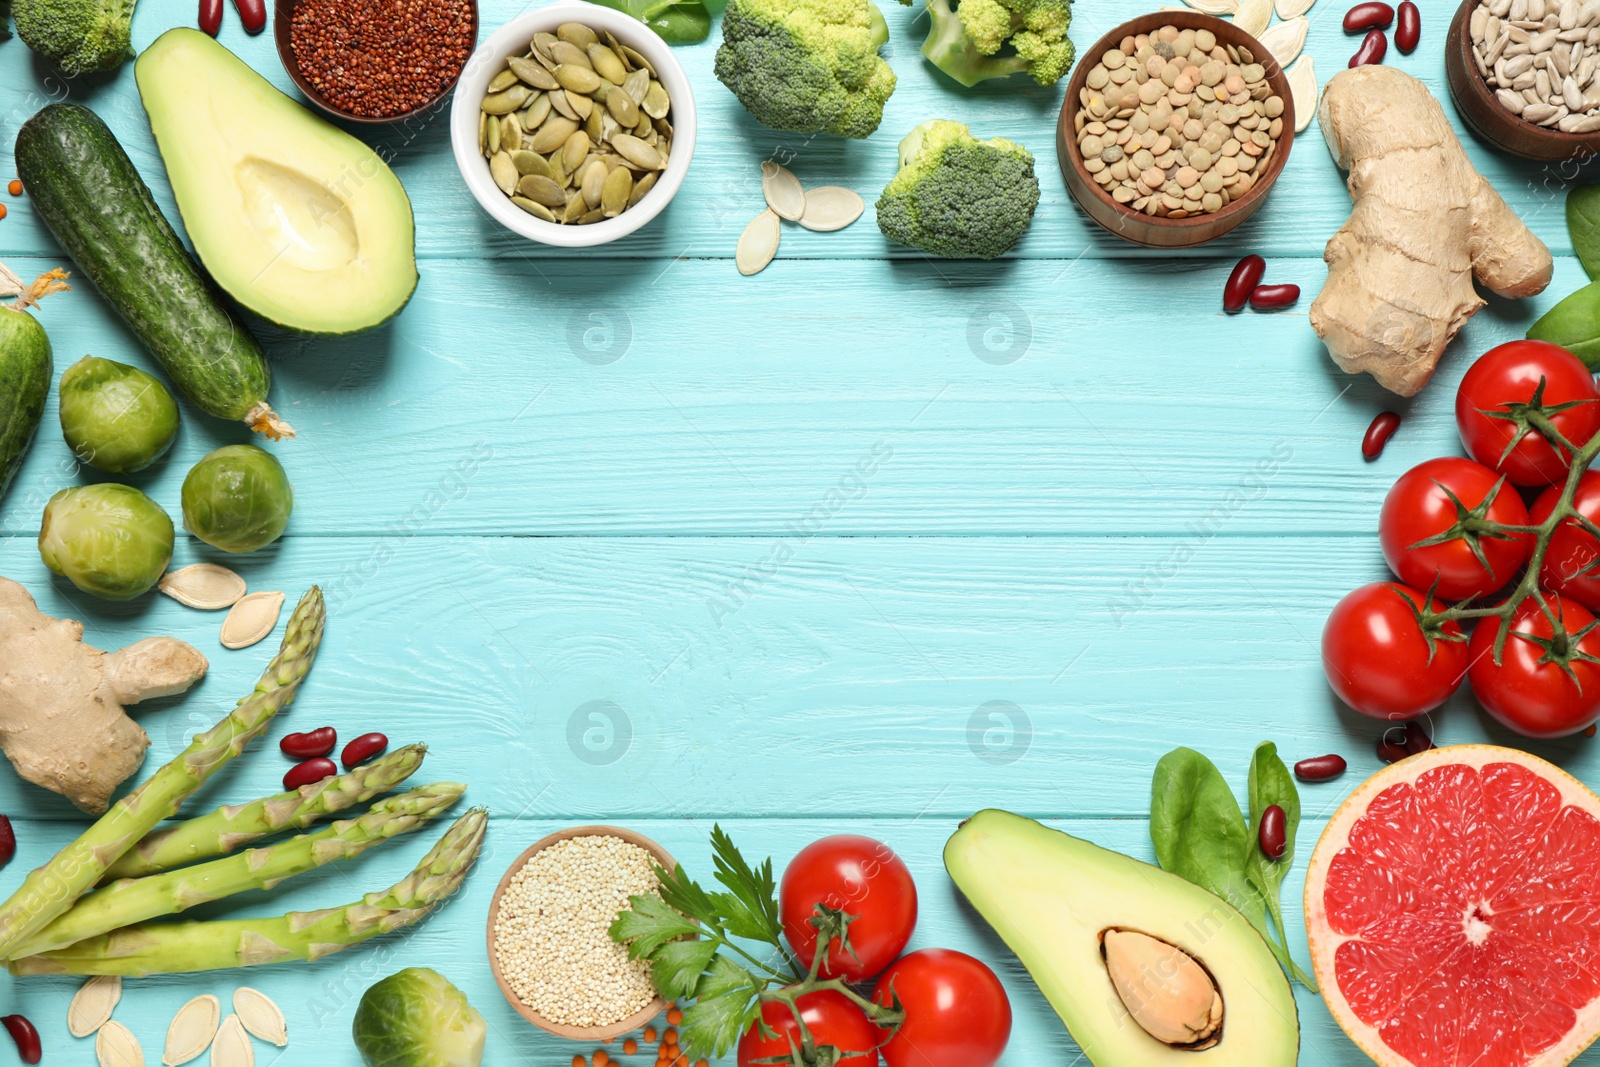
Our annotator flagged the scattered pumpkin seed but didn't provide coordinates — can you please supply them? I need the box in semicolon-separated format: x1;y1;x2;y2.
1286;55;1317;133
68;975;121;1038
737;209;781;275
97;1020;143;1067
158;564;246;611
798;186;865;232
231;989;286;1048
220;591;284;651
163;995;220;1066
761;161;806;221
209;1016;252;1067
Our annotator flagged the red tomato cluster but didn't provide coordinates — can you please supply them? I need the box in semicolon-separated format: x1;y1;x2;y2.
1323;341;1600;738
736;835;1011;1067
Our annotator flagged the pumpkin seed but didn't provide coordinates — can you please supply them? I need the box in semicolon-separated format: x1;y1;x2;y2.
519;174;568;207
510;55;559;89
1232;0;1272;35
642;80;671;119
580;207;606;224
549;87;579;121
1258;15;1308;66
481;85;531;114
522;93;554;129
562;131;591;173
68;975;121;1038
798;186;865;232
549;40;592;69
589;43;628;84
604;85;639;125
490;152;519;195
585;104;605;141
501;113;523;153
488;68;520;93
761;161;805;221
623;68;650;102
558;21;599;48
163;995;220;1066
220;591;284;650
580;159;609;207
612;133;663;170
513;150;553;178
629;170;658;207
512;196;558;221
97;1020;143;1067
487;114;501;155
1286;55;1316;133
563;193;589;223
529;116;579;152
602;165;634;216
1276;0;1314;14
621;45;656;76
231;989;285;1048
209;1016;252;1067
555;63;602;94
737;210;781;275
566;88;594;120
158;564;245;611
478;110;487;154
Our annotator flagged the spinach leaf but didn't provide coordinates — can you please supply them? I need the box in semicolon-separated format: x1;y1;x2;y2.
584;0;711;43
1528;279;1600;369
1244;742;1317;991
1150;747;1268;931
1571;185;1600;279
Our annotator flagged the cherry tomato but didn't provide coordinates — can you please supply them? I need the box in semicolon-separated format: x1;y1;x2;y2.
780;836;917;982
1456;340;1600;487
1378;456;1531;602
871;950;1011;1067
1322;582;1469;720
1532;472;1600;612
738;991;881;1067
1468;594;1600;737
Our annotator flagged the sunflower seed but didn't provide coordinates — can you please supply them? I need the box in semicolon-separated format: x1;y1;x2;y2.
163;995;220;1066
158;564;245;611
1259;16;1308;66
220;591;284;650
737;210;781;275
97;1021;143;1067
232;989;285;1047
68;975;121;1038
798;186;865;231
209;1016;252;1067
761;161;805;220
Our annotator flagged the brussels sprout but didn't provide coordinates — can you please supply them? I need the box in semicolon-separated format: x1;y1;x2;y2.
352;968;485;1067
181;445;294;553
58;356;180;473
38;483;174;600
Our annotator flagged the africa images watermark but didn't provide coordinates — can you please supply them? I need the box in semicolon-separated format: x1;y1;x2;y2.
706;440;894;627
1104;440;1294;628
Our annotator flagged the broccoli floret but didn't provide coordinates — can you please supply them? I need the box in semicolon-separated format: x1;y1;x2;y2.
876;119;1039;259
715;0;898;139
14;0;133;72
918;0;1074;87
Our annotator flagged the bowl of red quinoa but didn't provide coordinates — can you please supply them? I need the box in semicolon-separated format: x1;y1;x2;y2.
450;2;695;247
275;0;477;123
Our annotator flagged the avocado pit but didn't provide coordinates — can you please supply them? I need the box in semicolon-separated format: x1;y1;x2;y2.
1102;928;1223;1050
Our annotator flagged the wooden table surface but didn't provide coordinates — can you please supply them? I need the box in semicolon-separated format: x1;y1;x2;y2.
1;0;1595;1062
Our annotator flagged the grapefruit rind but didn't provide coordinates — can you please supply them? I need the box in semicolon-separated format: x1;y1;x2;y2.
1305;744;1600;1067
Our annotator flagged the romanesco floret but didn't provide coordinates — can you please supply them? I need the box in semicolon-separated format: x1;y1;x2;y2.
918;0;1074;87
714;0;898;139
876;119;1040;260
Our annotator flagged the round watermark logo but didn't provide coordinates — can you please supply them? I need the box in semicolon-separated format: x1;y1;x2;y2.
966;302;1032;365
566;699;633;766
567;309;632;366
966;700;1032;766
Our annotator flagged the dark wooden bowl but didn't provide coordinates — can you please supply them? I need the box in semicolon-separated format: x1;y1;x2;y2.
273;0;477;125
1057;11;1294;249
1444;0;1600;160
485;825;676;1042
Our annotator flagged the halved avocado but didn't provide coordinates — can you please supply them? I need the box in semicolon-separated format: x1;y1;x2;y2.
135;29;418;335
945;810;1298;1066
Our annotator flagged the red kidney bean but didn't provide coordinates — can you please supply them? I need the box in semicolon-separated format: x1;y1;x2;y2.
341;732;389;769
1;1015;40;1065
1349;29;1388;67
1249;283;1301;310
283;758;338;791
1258;804;1288;859
1377;732;1410;764
231;0;267;32
1294;753;1348;781
1344;1;1394;31
1395;0;1420;52
199;0;223;35
1223;254;1266;314
280;727;337;760
1403;719;1435;755
0;816;14;869
1362;411;1402;460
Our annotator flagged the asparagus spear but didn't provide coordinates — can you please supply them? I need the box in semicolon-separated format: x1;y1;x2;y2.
10;808;486;977
102;744;428;881
13;782;465;959
0;587;325;960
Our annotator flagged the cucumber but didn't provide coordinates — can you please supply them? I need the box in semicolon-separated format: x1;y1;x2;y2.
0;302;51;506
14;104;291;439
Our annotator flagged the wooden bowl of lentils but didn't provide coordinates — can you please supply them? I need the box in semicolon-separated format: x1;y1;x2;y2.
1057;11;1294;248
1445;0;1600;160
486;825;679;1041
274;0;476;123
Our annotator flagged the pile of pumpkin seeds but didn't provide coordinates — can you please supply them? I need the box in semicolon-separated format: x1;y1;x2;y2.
478;22;672;225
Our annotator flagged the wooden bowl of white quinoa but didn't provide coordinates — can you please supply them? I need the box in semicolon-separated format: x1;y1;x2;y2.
486;825;679;1040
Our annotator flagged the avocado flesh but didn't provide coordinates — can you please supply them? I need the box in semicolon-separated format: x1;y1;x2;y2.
945;809;1298;1066
135;29;418;335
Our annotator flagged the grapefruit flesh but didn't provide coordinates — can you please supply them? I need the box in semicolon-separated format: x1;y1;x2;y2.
1306;746;1600;1067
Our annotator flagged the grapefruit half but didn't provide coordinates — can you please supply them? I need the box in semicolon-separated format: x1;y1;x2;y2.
1306;745;1600;1067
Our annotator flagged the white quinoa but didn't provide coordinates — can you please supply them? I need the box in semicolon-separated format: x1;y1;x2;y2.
494;834;662;1026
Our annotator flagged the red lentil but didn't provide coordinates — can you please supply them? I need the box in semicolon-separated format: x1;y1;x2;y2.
289;0;473;118
7;180;22;196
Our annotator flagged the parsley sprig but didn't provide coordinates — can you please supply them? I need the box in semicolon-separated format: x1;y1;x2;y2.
609;826;903;1063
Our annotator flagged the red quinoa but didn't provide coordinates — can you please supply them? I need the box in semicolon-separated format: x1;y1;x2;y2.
290;0;474;118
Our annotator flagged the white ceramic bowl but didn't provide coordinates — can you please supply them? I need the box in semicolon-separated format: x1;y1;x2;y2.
450;2;695;247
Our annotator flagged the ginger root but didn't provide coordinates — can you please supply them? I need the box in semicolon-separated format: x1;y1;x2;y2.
0;577;207;813
1311;66;1553;397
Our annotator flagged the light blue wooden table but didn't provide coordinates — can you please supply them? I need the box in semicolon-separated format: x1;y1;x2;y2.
1;0;1594;1061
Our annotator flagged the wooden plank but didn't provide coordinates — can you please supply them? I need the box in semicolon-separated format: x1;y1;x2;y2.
0;0;1581;262
1;252;1578;538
